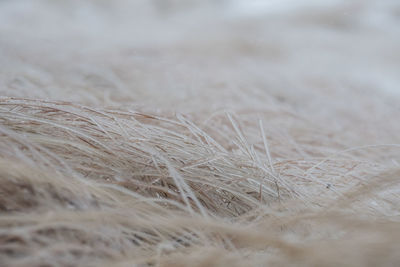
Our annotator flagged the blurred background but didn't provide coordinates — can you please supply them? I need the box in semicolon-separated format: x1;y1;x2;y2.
0;0;399;112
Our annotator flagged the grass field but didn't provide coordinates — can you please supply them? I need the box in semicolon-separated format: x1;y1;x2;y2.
1;0;400;266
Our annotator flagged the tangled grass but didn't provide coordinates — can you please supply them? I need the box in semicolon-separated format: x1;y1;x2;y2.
1;96;399;266
1;0;400;266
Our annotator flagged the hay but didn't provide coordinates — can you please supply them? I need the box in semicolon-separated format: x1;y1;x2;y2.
1;0;400;266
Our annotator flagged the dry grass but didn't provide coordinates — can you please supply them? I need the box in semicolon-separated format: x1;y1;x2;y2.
1;0;400;266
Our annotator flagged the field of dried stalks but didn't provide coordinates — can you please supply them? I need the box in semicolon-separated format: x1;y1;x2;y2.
1;0;400;266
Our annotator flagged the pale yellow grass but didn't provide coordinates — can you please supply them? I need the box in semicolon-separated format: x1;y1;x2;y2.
1;0;400;266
